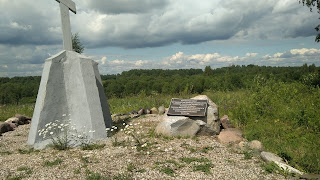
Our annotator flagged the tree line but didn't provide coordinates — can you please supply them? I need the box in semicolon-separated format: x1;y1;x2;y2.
0;64;319;104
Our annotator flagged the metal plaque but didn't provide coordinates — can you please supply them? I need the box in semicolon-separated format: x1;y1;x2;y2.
167;98;208;117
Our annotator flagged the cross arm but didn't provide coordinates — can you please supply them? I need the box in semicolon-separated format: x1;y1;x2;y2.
56;0;76;14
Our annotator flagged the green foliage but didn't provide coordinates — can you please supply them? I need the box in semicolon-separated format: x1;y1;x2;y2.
159;167;175;177
263;162;281;173
72;33;84;54
43;158;63;167
179;157;210;164
193;163;214;174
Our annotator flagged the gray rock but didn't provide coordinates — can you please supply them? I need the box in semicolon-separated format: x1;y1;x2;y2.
248;140;264;151
220;115;234;129
260;151;304;175
191;95;220;135
0;122;14;135
158;106;165;115
299;174;320;179
217;128;243;144
260;151;283;163
155;115;200;137
151;107;158;114
138;108;144;116
5;117;19;124
144;108;151;114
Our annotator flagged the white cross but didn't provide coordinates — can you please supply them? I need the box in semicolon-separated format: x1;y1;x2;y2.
55;0;76;51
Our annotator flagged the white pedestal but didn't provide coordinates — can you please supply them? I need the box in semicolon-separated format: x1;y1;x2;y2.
28;50;112;149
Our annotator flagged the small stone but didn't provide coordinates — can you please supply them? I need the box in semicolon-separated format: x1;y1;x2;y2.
0;122;14;135
158;106;165;114
248;140;264;151
144;108;151;114
151;107;158;114
138;108;144;116
220;115;234;129
5;117;19;124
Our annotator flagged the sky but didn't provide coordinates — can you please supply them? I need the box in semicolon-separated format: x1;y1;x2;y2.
1;0;320;77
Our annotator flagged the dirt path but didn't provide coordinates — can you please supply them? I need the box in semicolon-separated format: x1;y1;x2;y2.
0;115;288;180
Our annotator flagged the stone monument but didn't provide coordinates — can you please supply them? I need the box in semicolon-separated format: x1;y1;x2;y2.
28;0;112;149
155;95;220;137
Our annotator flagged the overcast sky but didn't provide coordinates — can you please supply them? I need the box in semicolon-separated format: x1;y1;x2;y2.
1;0;320;77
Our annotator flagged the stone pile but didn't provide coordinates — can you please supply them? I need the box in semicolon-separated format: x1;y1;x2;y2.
0;114;31;135
111;106;166;122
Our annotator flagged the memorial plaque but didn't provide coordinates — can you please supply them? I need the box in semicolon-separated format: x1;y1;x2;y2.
167;98;208;117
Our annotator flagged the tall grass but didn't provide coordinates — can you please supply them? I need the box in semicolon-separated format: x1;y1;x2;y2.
206;78;320;174
0;104;34;122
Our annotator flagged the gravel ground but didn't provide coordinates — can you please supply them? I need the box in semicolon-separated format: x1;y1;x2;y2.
0;115;290;180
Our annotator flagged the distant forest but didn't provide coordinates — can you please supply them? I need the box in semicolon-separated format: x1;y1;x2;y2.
0;64;319;105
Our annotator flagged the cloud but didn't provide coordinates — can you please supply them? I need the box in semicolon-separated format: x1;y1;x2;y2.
85;0;169;14
0;0;319;49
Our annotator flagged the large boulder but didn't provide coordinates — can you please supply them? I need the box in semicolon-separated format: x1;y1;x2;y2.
190;95;220;135
155;115;200;137
0;122;14;135
218;128;243;144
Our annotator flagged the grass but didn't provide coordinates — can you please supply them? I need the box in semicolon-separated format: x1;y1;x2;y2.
43;158;63;167
0;104;33;122
193;163;214;174
179;157;210;164
206;80;320;174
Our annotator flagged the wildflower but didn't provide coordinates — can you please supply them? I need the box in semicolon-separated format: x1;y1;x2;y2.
125;125;129;128
111;129;114;132
137;131;140;134
58;126;62;129
39;133;42;136
147;151;150;155
123;123;126;125
114;127;118;129
62;114;66;117
78;135;82;138
120;129;123;132
50;132;53;135
106;128;110;131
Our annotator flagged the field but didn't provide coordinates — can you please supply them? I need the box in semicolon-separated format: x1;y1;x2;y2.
0;65;320;174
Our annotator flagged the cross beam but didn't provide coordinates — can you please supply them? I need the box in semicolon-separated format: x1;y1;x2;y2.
55;0;76;51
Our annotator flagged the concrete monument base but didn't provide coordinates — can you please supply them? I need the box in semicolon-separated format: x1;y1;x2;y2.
28;50;112;149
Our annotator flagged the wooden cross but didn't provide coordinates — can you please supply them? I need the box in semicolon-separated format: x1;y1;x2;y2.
55;0;76;51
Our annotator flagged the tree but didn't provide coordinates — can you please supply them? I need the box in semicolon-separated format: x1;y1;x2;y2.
72;33;84;53
300;0;320;42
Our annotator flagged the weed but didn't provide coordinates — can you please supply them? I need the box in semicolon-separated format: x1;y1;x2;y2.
263;162;281;173
86;172;108;180
160;166;175;177
81;143;105;150
244;150;254;159
74;168;81;174
179;157;210;164
200;146;214;153
43;158;63;167
18;148;40;154
0;151;12;155
6;176;23;180
166;160;185;168
193;163;214;174
126;162;135;172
